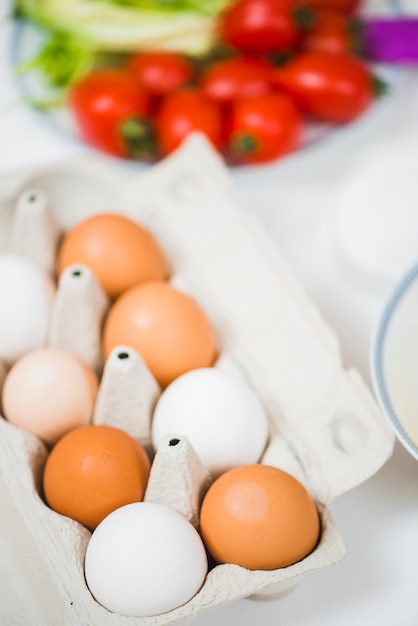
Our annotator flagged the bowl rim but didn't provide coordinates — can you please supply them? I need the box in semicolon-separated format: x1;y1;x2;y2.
370;261;418;461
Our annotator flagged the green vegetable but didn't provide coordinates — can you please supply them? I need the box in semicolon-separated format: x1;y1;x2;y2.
17;32;95;89
15;0;233;55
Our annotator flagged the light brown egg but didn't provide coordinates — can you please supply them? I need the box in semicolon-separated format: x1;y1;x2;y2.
43;424;151;531
102;281;218;388
2;348;99;447
200;464;320;570
56;213;169;299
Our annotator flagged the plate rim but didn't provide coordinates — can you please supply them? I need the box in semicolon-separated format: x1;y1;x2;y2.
370;261;418;461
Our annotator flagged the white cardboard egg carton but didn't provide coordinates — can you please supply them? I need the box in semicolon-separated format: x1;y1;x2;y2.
0;135;394;626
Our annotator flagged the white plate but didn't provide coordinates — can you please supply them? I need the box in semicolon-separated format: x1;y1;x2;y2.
371;262;418;461
10;0;403;172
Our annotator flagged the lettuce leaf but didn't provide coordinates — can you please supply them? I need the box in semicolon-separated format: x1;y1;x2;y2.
15;0;233;54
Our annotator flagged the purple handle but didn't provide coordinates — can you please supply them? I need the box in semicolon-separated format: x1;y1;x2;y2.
363;19;418;63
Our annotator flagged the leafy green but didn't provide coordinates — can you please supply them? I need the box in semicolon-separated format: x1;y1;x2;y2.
91;0;228;16
17;31;95;89
14;0;234;99
14;0;232;54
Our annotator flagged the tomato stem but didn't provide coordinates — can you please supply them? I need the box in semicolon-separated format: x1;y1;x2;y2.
230;132;258;157
292;5;316;33
347;17;364;56
372;74;389;98
120;116;157;161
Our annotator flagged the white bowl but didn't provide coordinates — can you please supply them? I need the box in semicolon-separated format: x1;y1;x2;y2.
371;262;418;461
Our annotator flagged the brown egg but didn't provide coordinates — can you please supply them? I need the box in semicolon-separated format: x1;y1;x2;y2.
56;213;169;299
43;424;151;531
102;281;218;388
200;464;320;570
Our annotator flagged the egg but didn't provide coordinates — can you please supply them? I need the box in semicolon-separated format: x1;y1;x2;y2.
43;425;151;530
0;253;55;363
200;464;320;570
56;213;169;299
2;348;99;447
151;368;269;476
102;282;218;388
84;501;208;617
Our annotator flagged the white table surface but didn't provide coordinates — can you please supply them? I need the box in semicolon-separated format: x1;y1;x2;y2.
1;2;418;625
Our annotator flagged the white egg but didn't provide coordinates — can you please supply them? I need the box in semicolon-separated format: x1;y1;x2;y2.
84;502;208;617
0;254;55;363
151;368;270;477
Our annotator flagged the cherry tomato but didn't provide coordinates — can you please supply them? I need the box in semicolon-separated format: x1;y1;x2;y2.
271;51;374;122
218;0;316;54
68;69;153;159
156;89;224;155
303;11;361;55
227;92;302;164
305;0;361;13
201;57;272;105
127;51;194;100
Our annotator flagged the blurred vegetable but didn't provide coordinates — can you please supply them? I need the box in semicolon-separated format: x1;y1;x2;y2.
201;57;272;105
304;0;361;13
15;0;234;55
303;11;361;55
68;68;154;158
227;92;302;164
156;89;224;155
15;0;387;167
17;32;95;90
218;0;316;54
271;50;376;123
361;18;418;63
127;51;194;102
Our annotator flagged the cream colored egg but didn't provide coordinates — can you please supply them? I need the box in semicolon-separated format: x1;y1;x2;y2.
2;348;99;446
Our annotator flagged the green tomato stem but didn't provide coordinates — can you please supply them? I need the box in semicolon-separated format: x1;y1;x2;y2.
230;133;258;157
292;5;316;33
120;116;158;161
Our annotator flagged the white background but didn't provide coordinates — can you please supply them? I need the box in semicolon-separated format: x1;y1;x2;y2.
1;1;418;625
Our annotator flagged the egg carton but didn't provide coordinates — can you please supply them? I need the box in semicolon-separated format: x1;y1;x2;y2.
0;135;394;626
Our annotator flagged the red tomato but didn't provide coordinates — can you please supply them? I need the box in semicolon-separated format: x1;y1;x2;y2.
127;51;194;99
305;0;361;13
68;69;152;158
218;0;316;54
156;89;224;155
271;51;374;122
201;57;272;105
227;92;302;164
303;11;360;55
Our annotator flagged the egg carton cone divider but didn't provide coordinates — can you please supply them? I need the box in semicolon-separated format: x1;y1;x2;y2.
0;134;394;625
